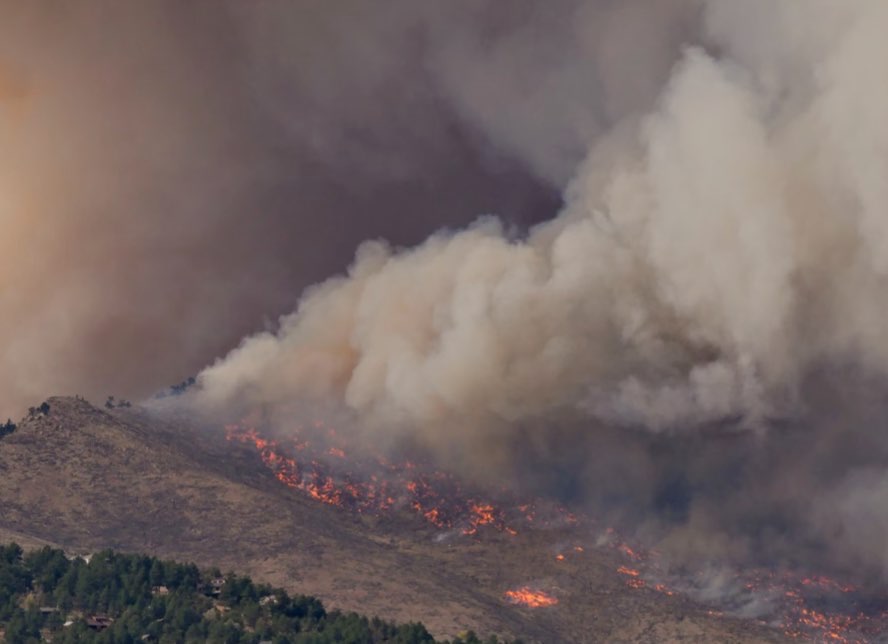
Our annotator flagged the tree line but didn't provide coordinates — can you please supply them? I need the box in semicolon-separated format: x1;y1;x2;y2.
0;543;517;644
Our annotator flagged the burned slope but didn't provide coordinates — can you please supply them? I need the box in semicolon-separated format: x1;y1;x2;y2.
0;397;786;642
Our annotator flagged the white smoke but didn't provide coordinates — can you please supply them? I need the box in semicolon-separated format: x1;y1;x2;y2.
195;2;888;444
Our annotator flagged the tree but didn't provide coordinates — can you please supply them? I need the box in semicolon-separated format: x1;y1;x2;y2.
25;546;69;591
0;541;514;644
149;559;165;588
4;608;39;642
0;419;15;438
1;543;23;565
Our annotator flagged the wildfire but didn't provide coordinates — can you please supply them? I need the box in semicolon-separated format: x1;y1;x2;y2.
604;526;888;643
504;587;559;608
737;571;888;643
617;543;641;561
462;502;506;535
224;420;570;537
617;565;647;590
226;419;888;642
653;583;674;596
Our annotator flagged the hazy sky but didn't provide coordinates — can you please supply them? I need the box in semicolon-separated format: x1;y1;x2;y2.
0;1;696;414
0;2;565;412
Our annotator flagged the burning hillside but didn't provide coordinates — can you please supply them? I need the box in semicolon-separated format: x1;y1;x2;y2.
224;419;575;537
0;396;847;642
225;416;888;643
504;587;559;608
599;530;888;643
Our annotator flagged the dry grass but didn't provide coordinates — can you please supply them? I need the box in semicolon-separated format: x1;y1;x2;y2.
0;397;787;643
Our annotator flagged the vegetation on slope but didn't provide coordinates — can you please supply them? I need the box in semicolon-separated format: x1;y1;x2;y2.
0;543;513;644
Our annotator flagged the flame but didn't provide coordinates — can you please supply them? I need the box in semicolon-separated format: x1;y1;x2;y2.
719;569;888;642
227;419;888;641
462;502;506;535
653;583;674;596
618;543;641;560
604;526;887;643
616;565;646;589
504;587;559;608
224;420;571;536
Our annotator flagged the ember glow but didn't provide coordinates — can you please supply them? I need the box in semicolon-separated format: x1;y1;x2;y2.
224;420;574;536
605;528;888;643
617;565;646;590
504;587;559;609
226;419;888;641
734;571;888;643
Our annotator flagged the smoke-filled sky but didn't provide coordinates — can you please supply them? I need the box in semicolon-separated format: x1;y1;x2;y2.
7;1;888;579
0;0;704;415
197;0;888;436
2;0;650;412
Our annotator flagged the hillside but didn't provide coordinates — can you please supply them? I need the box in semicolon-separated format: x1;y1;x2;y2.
0;542;474;643
0;397;787;643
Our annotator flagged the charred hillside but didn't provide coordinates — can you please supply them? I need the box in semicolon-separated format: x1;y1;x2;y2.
0;397;787;643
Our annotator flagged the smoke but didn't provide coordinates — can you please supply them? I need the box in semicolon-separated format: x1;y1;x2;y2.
198;1;888;434
7;0;888;583
0;1;589;415
189;2;888;578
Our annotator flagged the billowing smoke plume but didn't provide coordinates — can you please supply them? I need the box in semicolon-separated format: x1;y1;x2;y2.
199;1;888;433
5;1;644;414
191;2;888;578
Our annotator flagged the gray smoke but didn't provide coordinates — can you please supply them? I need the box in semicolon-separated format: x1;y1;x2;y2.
199;1;888;435
0;1;572;415
191;1;888;578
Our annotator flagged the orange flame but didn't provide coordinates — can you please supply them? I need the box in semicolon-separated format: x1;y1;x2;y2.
227;421;888;642
504;587;558;608
617;565;640;577
225;421;537;536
